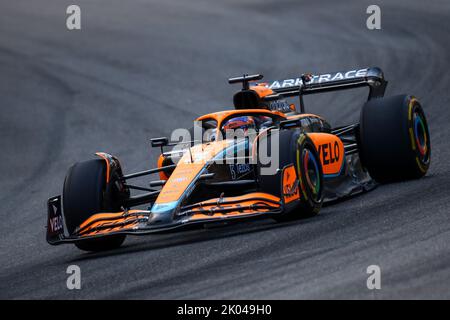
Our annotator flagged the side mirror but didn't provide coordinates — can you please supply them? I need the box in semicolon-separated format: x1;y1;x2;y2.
150;137;169;148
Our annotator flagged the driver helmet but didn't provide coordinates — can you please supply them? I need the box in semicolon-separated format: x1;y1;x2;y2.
222;116;256;132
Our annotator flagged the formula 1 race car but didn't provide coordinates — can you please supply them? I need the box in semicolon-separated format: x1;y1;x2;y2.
46;67;431;251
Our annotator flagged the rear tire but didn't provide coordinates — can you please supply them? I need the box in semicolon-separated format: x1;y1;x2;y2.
359;95;431;182
63;159;126;252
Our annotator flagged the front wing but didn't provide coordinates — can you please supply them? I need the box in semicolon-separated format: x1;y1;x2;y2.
46;193;283;245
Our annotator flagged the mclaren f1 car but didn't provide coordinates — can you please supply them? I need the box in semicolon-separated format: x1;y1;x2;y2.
46;67;431;251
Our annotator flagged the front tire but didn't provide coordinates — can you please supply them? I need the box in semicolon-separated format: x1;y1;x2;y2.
63;159;126;252
257;130;323;222
295;134;324;217
274;133;324;222
359;95;431;182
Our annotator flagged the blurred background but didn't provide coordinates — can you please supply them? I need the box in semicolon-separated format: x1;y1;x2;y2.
1;0;449;299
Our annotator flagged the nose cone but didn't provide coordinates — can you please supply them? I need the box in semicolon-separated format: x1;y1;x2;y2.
148;201;178;226
147;140;232;228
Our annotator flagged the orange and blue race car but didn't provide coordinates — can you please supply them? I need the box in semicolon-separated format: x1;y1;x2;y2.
46;67;431;252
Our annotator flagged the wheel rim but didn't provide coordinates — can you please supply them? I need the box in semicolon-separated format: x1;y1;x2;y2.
413;110;429;163
302;148;320;198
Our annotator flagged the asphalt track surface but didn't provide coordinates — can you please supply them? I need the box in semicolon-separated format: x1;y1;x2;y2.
1;0;449;299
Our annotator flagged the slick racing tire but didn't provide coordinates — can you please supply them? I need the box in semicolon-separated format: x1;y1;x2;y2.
359;95;431;183
257;129;323;222
293;133;324;218
63;159;126;252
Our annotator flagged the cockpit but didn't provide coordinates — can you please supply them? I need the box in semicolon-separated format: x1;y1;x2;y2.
195;111;284;143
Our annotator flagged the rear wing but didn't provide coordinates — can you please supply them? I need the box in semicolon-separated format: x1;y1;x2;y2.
269;67;386;97
268;67;387;112
229;67;387;113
